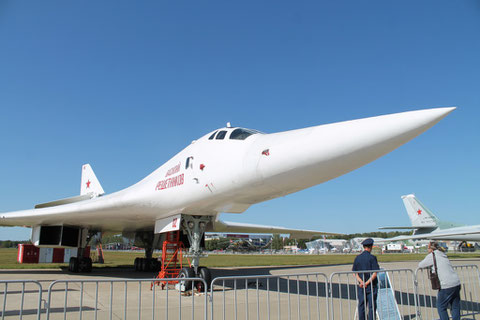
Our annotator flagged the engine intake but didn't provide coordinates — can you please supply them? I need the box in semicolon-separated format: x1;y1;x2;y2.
31;225;82;247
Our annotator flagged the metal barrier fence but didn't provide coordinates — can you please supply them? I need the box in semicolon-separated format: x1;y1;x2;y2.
209;272;330;320
1;266;480;320
45;278;207;320
0;280;43;320
329;268;418;320
415;264;480;320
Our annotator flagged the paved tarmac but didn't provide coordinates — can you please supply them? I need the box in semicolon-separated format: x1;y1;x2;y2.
0;257;479;319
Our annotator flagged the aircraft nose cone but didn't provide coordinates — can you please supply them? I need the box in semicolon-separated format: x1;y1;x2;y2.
256;107;456;194
340;107;456;155
367;106;455;140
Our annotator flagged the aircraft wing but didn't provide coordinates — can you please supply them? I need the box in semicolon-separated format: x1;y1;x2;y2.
378;226;419;230
384;226;480;241
0;192;157;233
211;220;341;239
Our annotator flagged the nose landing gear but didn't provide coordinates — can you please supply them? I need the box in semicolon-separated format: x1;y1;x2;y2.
154;215;213;292
181;215;212;291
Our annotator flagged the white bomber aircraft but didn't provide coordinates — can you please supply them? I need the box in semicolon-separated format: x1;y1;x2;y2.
381;194;480;242
0;107;455;281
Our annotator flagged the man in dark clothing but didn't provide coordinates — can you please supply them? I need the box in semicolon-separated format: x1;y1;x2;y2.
352;238;380;320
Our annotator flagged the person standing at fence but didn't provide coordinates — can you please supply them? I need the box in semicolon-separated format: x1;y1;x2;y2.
418;241;461;320
352;238;380;320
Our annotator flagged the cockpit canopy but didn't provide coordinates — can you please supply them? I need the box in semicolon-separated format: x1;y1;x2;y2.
208;127;263;141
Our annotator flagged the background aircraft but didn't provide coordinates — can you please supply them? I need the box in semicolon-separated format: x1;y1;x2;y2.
0;107;454;284
381;194;480;242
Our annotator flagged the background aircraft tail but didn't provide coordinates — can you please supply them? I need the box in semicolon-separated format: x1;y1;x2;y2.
80;164;105;197
401;194;439;228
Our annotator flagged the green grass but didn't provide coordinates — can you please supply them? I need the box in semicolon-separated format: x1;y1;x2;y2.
200;252;480;267
2;248;479;269
0;248;145;269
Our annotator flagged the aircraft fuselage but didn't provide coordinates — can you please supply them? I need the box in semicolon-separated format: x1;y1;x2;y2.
1;107;456;233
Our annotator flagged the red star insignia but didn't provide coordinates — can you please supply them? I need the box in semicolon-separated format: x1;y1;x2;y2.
417;209;422;215
86;180;91;188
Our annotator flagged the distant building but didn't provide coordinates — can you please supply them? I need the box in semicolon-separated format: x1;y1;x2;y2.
205;233;272;247
283;245;299;252
306;238;348;253
350;237;386;252
205;233;222;241
306;239;331;253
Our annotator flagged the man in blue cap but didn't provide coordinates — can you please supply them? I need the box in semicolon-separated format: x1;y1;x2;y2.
352;238;380;320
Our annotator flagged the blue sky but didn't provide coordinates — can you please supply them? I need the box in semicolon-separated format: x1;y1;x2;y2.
1;1;479;240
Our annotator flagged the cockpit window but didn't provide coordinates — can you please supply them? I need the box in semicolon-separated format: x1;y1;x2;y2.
185;156;193;169
208;131;218;140
230;128;259;140
216;130;227;140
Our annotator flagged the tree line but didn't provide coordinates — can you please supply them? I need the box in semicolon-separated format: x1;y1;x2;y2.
0;240;29;248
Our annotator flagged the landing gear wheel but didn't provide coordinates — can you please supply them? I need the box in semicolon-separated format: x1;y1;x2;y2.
151;259;160;272
134;258;140;271
79;257;92;273
87;257;93;272
179;267;194;291
196;267;211;292
135;258;160;272
68;257;92;273
69;257;79;273
138;258;145;272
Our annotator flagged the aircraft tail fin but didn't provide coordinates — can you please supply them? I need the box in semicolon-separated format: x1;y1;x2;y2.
401;194;438;228
80;164;105;197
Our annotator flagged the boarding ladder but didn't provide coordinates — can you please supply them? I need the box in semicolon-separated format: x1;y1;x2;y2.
96;244;105;264
151;231;187;289
90;243;105;264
